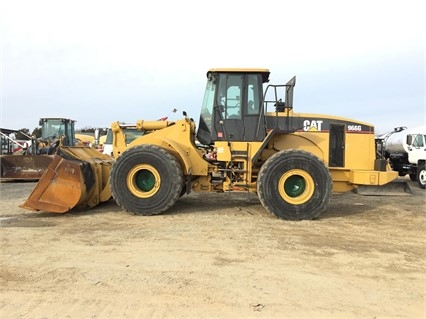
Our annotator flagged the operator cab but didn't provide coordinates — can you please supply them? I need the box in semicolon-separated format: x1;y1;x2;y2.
197;68;270;145
38;118;76;154
40;118;76;146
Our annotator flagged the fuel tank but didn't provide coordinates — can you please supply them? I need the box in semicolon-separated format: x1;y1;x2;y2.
385;125;426;154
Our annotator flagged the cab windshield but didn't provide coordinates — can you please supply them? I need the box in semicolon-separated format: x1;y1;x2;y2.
200;77;216;133
41;120;67;139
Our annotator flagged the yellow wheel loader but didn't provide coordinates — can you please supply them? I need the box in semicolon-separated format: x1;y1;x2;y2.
22;68;399;220
1;118;79;181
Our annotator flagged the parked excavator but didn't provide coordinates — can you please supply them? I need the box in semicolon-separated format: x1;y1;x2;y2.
2;118;81;181
22;68;400;220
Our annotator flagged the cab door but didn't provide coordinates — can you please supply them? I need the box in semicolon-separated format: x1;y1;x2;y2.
212;73;265;142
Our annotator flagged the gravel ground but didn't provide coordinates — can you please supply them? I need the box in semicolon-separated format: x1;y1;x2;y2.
0;177;425;318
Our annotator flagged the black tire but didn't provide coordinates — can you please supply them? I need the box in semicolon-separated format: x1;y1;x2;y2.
409;173;417;182
417;164;426;189
257;149;332;220
110;145;184;215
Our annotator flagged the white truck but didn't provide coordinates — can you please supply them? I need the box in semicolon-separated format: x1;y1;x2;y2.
102;124;144;157
380;125;426;189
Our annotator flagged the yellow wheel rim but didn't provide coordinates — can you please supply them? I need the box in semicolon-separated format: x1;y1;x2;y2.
127;164;161;198
278;169;315;205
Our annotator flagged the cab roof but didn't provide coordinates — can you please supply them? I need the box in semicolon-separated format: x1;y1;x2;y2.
207;68;270;82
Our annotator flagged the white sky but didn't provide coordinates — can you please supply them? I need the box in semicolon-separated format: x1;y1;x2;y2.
0;0;425;134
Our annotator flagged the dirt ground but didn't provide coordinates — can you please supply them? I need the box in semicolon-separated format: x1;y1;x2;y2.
0;177;425;319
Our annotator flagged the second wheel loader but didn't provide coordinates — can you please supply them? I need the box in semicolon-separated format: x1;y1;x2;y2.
22;68;399;220
1;118;78;181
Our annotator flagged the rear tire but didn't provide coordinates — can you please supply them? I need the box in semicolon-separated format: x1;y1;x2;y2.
417;164;426;189
257;150;332;220
110;145;184;215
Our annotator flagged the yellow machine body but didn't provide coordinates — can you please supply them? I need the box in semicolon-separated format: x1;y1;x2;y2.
110;113;397;194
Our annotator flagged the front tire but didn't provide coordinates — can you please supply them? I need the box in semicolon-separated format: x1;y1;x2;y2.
110;145;184;215
257;150;332;220
417;164;426;189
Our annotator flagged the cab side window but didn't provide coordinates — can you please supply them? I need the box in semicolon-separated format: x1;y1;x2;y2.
247;75;260;115
413;134;425;148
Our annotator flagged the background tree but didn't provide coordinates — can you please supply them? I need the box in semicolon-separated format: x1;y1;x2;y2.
80;127;95;133
31;127;42;138
15;128;31;140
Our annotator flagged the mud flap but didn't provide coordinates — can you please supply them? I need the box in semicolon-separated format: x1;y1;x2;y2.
20;146;115;213
0;155;54;181
354;179;412;196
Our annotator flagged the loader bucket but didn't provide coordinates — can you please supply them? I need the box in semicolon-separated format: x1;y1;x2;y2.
0;155;54;181
20;146;115;213
354;179;413;196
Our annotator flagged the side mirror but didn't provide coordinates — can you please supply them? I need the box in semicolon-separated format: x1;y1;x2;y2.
406;135;413;145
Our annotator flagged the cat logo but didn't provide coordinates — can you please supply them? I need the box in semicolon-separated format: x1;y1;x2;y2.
303;120;323;132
